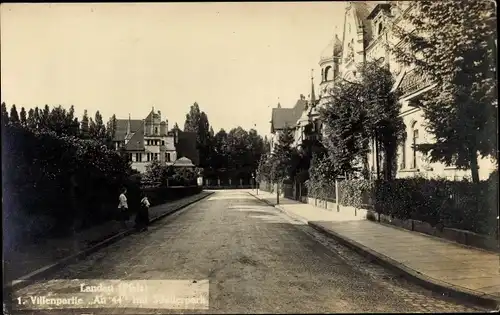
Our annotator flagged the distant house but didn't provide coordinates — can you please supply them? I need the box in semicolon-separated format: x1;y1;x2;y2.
269;95;308;153
112;108;199;173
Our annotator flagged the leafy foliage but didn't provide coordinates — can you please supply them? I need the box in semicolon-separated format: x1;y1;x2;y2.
338;179;375;209
271;126;300;182
306;152;337;200
256;153;273;183
143;160;167;185
321;60;405;180
361;61;406;180
184;102;212;168
390;1;497;183
321;79;369;175
374;177;497;236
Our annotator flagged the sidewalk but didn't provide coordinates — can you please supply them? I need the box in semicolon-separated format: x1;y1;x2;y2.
4;191;212;285
249;189;500;309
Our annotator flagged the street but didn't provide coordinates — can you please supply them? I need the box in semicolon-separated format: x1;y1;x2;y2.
10;190;483;314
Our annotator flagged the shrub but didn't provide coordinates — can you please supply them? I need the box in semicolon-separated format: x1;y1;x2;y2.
373;176;498;236
338;179;374;208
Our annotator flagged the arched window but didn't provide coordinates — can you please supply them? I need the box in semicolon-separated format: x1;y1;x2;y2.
411;121;419;169
324;66;332;81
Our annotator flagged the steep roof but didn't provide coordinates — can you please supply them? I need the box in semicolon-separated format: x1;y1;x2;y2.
114;119;143;141
124;121;145;151
270;98;307;131
352;2;377;43
175;131;199;166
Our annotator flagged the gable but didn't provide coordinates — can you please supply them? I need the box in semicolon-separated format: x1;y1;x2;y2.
271;99;307;131
391;68;432;98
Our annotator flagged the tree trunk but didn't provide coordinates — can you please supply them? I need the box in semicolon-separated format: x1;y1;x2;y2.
469;149;480;184
276;182;280;205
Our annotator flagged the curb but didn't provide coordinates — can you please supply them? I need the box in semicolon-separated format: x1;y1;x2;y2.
247;192;500;310
5;191;214;292
308;221;500;311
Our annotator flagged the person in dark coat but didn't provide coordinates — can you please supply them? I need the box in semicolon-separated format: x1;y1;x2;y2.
135;192;150;232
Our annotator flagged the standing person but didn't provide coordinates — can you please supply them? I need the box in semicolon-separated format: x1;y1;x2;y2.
136;193;150;232
117;187;129;228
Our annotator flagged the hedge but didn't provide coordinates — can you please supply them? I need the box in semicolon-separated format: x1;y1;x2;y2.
336;174;498;236
338;179;374;208
306;180;336;201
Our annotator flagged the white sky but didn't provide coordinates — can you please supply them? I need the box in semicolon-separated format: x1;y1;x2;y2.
1;2;345;137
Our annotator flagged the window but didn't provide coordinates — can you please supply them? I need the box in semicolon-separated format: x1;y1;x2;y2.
135;153;142;162
147;153;151;162
128;153;133;161
162;140;165;146
154;153;159;160
378;22;383;35
412;129;419;169
156;140;159;145
166;152;171;162
400;139;406;169
155;127;158;135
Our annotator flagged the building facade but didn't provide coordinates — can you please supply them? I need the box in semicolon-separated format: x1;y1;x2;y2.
272;1;496;181
112;108;199;173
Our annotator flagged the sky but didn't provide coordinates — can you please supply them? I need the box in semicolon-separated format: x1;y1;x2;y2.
1;2;345;137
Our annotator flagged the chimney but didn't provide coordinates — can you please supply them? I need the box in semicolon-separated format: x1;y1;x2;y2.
127;114;131;135
300;94;305;100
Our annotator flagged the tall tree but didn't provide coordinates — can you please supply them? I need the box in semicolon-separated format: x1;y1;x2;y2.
1;102;9;126
40;105;50;130
33;107;41;130
247;129;265;173
81;110;89;139
19;107;27;126
106;114;118;147
361;60;405;180
269;126;300;203
321;79;370;176
263;136;271;155
47;105;71;136
9;105;20;124
27;108;35;129
183;103;212;168
227;127;251;176
271;126;298;182
89;111;107;140
391;1;497;183
213;128;229;171
184;102;201;132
